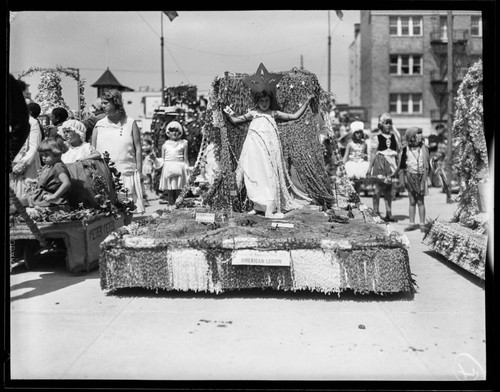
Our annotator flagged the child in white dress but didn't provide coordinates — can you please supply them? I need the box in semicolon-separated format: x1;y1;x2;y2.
61;119;101;163
343;120;369;193
225;89;313;216
158;121;189;206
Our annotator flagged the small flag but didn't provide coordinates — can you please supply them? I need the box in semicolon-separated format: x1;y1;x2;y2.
335;10;343;20
163;11;178;22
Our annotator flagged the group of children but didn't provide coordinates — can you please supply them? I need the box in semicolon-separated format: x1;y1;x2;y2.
341;113;432;232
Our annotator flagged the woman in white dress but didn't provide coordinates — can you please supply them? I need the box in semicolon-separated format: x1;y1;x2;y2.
225;89;314;215
91;89;145;214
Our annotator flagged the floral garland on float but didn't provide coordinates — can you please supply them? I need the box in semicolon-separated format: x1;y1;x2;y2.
423;59;488;279
10;153;135;225
17;65;86;114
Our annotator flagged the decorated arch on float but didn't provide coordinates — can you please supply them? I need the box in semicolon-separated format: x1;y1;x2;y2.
17;65;86;115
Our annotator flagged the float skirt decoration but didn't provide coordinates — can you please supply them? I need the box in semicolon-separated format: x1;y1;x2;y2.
423;219;487;279
100;209;413;294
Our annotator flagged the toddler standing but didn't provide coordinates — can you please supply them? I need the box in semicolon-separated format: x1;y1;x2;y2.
158;121;189;206
400;127;431;232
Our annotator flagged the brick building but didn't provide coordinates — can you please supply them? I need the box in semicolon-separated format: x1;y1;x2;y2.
349;10;482;137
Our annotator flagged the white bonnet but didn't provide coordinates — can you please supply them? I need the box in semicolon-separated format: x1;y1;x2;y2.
61;119;87;141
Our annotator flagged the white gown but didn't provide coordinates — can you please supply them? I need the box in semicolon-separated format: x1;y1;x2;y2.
235;110;311;214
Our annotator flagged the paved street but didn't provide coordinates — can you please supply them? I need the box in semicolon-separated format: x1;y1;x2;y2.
8;186;487;381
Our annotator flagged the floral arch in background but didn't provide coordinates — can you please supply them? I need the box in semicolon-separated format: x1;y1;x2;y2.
17;65;86;115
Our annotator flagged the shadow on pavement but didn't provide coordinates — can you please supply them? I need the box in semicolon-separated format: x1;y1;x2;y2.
9;255;99;302
106;286;415;302
423;250;485;289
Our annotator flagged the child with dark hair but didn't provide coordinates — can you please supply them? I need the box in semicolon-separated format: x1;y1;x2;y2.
400;127;431;232
27;138;71;209
46;107;69;139
367;113;400;222
224;88;314;216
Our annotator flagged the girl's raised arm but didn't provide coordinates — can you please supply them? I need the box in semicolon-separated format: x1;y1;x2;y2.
224;106;252;125
275;94;314;122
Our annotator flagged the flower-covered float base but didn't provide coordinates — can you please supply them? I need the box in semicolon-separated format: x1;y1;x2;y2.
100;208;413;295
422;219;487;280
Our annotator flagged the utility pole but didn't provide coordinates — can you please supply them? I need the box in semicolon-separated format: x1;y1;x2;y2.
300;55;304;70
161;12;165;105
328;11;331;93
446;11;454;203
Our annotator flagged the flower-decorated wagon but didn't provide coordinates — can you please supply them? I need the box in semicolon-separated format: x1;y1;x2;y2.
10;154;135;273
423;60;490;280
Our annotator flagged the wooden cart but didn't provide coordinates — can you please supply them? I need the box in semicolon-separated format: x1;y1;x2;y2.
10;213;132;273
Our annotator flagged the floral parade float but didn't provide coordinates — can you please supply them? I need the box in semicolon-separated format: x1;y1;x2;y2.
423;60;489;280
10;153;135;273
99;65;414;295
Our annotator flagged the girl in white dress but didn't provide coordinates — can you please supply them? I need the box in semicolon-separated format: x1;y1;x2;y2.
61;119;101;163
224;89;314;216
91;89;144;214
343;120;369;193
158;121;189;206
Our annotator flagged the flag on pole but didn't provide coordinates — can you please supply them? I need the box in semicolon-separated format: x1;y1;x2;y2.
163;11;178;22
335;10;343;20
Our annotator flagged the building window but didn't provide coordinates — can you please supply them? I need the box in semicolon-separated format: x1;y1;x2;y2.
389;56;398;74
412;17;422;35
389;94;398;112
389;16;423;36
471;16;482;36
389;55;423;75
389;93;423;114
389;17;398;35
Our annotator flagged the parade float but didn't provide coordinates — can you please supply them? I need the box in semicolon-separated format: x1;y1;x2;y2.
99;65;414;295
10;154;135;273
423;60;489;280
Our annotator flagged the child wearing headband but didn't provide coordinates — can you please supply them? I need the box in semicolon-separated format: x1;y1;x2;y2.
158;121;189;206
343;120;369;193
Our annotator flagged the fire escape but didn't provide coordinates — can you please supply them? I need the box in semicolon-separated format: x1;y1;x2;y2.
429;26;471;125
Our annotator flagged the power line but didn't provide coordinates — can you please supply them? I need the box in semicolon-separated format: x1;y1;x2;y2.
136;11;325;58
164;38;323;58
